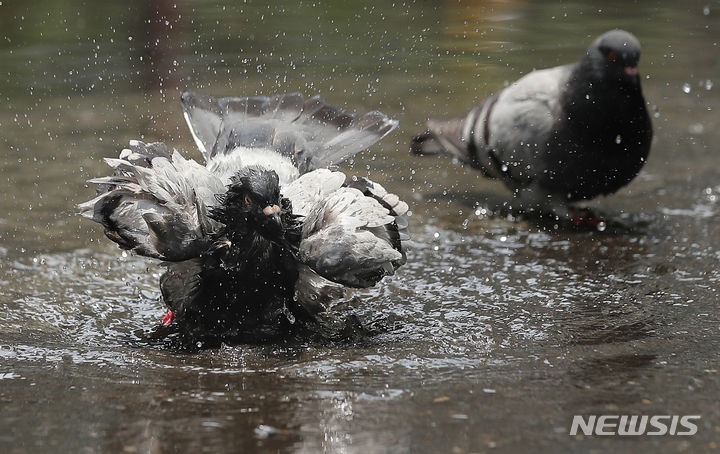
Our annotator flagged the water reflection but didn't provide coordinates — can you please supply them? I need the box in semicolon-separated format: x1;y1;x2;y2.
564;353;659;411
558;298;655;346
101;371;305;453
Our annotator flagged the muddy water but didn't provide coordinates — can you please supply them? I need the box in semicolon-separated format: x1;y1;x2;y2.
1;1;719;452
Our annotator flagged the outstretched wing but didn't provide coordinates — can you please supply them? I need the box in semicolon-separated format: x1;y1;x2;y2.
78;140;225;261
283;169;409;288
181;91;398;182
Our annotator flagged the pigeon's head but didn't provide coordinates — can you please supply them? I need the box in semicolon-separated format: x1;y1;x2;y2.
212;165;285;240
587;29;642;83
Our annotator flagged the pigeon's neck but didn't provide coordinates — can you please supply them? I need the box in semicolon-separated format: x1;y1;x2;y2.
564;61;645;129
213;209;301;272
231;230;274;264
205;229;296;297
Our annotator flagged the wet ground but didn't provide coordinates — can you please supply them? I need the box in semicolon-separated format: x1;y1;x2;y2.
1;1;719;452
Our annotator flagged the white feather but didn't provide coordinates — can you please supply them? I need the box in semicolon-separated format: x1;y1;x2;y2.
207;146;299;186
282;169;346;216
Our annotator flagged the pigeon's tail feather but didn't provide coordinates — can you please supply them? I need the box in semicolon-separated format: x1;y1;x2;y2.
409;129;443;156
180;91;223;162
410;118;470;163
181;91;398;175
210;93;306;160
410;95;503;178
297;105;398;173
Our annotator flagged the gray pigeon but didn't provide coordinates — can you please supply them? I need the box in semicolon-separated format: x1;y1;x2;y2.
78;91;409;346
410;29;653;220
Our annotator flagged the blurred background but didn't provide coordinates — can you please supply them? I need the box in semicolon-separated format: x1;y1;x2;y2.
1;1;718;453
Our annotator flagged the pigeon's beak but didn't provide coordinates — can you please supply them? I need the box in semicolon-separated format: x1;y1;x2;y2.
624;66;639;76
261;205;283;238
262;205;281;216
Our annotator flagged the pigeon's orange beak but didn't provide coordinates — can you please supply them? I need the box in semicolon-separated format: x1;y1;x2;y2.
260;205;283;240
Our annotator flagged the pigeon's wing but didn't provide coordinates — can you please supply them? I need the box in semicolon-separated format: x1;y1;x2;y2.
284;169;409;288
411;64;573;185
280;168;347;217
78;140;225;261
160;259;203;316
293;264;345;315
181;91;398;184
470;64;573;184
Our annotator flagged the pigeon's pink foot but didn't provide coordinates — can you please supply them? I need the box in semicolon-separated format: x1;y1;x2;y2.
571;209;606;229
161;310;175;326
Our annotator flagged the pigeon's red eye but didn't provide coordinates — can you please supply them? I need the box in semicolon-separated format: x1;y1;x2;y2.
608;51;617;62
244;195;252;206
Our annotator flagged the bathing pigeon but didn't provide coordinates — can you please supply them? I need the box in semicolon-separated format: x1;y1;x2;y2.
79;91;409;346
410;29;652;220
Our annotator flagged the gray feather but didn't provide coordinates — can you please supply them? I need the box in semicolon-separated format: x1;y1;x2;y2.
78;141;223;261
282;169;347;216
294;264;345;315
180;91;223;161
180;90;398;176
291;172;409;288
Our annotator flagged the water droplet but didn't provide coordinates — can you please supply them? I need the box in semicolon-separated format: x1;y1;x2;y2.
703;5;710;15
689;123;704;135
597;221;607;232
615;134;622;144
682;83;692;94
500;164;508;172
283;305;296;324
703;79;713;90
433;232;440;239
